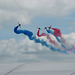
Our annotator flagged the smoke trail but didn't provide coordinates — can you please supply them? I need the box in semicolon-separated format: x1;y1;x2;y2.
46;29;61;43
52;28;74;51
46;28;67;46
37;29;46;37
37;29;68;52
52;28;62;37
37;29;58;47
14;25;68;54
46;28;75;53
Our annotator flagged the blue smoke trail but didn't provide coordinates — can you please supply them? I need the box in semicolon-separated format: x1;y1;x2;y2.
46;29;74;53
46;29;61;43
46;29;69;50
14;26;68;54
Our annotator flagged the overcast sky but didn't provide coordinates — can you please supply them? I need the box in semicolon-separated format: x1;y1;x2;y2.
0;0;75;64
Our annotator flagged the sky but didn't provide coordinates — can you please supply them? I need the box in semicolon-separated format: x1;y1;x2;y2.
0;0;75;64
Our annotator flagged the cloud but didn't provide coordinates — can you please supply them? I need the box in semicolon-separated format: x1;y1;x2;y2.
0;0;75;28
0;32;75;63
13;0;75;16
0;37;50;63
60;34;74;50
0;37;46;55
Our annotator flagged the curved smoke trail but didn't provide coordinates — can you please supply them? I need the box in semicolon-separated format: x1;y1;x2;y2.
37;29;69;52
14;25;68;54
37;29;59;47
46;27;75;53
46;29;61;43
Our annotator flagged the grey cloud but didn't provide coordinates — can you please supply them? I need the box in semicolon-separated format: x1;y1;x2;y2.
0;37;50;63
0;0;75;28
0;33;75;63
